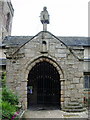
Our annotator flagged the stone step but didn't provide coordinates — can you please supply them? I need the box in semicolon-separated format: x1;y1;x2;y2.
63;108;86;112
68;102;80;106
65;105;83;109
63;101;86;112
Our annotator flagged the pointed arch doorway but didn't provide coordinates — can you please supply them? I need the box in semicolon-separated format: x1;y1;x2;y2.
27;61;61;108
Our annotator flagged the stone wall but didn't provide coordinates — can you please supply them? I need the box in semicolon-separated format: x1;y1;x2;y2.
0;1;14;77
0;1;14;43
6;32;84;109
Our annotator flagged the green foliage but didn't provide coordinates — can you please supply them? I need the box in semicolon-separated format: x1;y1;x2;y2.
0;99;2;119
2;87;19;119
2;101;17;119
2;87;19;105
0;98;2;108
1;72;6;87
1;73;20;119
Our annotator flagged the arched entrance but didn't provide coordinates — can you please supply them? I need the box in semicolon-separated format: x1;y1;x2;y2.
27;61;61;108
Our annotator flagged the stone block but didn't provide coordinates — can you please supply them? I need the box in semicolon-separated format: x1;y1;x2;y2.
61;97;64;102
72;78;80;84
70;98;77;101
61;90;64;95
57;49;66;53
55;53;66;58
74;93;82;98
16;87;21;91
66;60;75;65
65;90;71;97
22;82;27;88
55;44;66;49
76;84;83;89
64;97;70;104
61;85;64;89
25;51;35;57
68;84;75;89
74;72;83;77
49;45;55;51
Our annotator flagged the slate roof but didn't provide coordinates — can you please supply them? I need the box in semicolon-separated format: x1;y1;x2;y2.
3;36;90;47
59;37;90;46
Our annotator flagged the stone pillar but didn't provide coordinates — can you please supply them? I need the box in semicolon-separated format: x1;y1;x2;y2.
43;23;47;31
60;79;65;109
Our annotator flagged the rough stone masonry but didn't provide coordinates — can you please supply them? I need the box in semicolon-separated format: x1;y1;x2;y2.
3;7;90;110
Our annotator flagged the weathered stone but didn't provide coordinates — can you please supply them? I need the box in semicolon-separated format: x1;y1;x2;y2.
2;6;89;111
72;78;80;84
55;53;66;58
76;84;84;89
68;84;76;89
61;98;64;102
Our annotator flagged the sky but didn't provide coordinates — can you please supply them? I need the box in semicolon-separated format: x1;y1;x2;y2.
11;0;89;36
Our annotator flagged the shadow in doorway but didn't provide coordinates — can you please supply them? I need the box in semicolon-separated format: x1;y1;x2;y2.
27;61;61;110
28;104;60;111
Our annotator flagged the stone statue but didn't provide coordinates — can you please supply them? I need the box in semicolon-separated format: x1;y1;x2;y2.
40;7;49;24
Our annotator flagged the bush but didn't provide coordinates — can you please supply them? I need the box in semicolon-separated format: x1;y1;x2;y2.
2;101;17;119
2;87;19;105
2;87;19;119
1;72;6;87
1;73;20;119
0;99;2;119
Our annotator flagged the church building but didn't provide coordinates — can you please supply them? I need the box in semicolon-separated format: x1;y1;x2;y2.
3;7;90;111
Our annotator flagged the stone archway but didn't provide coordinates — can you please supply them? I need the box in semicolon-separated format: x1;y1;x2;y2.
27;61;60;108
25;56;65;109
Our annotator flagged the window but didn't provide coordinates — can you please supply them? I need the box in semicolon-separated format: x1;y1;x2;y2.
6;13;10;32
84;72;90;89
42;41;46;45
41;40;47;53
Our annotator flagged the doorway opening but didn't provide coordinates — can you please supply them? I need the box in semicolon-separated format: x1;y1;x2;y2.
27;61;61;108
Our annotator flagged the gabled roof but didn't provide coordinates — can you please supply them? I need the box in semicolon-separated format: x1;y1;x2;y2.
59;37;90;46
3;36;90;47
